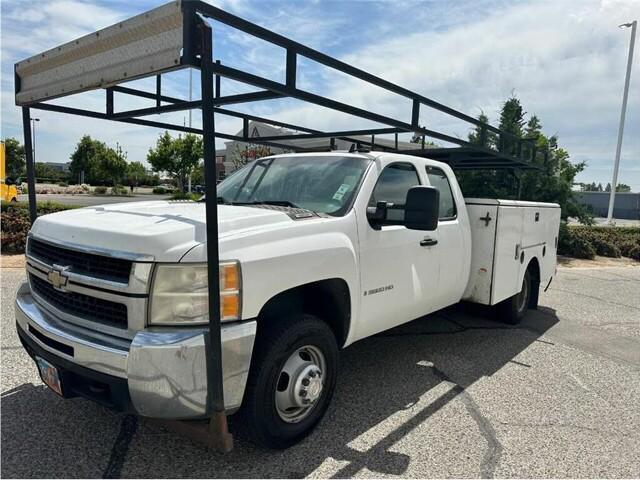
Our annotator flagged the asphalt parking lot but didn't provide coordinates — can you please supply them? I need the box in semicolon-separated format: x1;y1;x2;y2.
1;264;639;478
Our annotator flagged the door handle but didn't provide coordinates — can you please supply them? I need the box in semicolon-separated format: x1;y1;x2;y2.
420;238;438;247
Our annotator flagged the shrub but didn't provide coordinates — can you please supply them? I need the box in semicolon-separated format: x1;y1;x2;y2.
627;244;640;261
558;223;639;261
152;187;167;194
170;192;202;201
591;237;620;258
1;201;75;215
111;185;128;195
1;211;31;254
568;235;596;259
1;202;77;254
619;240;640;261
57;181;69;187
94;186;108;194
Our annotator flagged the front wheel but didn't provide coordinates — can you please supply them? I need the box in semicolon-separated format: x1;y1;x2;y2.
497;269;533;324
238;313;338;449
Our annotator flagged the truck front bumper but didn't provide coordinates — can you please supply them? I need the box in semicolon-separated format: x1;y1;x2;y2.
15;283;256;419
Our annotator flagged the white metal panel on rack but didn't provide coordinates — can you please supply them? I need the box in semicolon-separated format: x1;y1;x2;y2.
15;1;184;106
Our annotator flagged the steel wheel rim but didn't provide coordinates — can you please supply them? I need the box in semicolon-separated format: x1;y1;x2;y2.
275;345;326;423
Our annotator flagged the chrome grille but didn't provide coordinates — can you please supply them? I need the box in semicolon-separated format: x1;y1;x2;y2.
30;274;128;329
28;238;132;283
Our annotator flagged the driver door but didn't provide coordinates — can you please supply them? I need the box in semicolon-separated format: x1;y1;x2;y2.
355;161;440;340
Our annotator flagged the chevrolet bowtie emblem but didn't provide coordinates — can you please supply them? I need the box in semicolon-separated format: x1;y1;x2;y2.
47;266;70;290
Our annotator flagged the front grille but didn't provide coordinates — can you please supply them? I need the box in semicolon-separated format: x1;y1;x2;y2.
30;274;128;329
28;238;132;283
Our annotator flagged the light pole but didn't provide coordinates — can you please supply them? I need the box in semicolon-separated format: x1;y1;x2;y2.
607;20;637;224
188;68;193;193
30;117;40;163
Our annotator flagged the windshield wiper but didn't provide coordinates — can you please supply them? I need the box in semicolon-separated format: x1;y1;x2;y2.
232;200;303;209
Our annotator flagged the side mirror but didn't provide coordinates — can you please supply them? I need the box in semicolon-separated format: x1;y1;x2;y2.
404;186;439;231
366;201;388;230
4;177;14;186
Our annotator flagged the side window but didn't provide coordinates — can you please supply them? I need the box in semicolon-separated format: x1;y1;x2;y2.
369;163;421;225
426;166;457;220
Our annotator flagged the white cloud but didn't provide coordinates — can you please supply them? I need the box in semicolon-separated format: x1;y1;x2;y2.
249;0;640;187
2;0;639;188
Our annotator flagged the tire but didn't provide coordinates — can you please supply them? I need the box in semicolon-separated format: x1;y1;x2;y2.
497;269;532;324
239;313;339;449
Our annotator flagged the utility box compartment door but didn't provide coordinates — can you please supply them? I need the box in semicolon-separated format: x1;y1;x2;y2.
491;206;525;304
463;203;499;304
463;198;560;306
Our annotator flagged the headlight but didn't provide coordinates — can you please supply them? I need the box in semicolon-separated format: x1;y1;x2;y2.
148;261;241;325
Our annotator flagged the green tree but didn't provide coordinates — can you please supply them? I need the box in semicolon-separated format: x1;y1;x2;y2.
457;111;515;199
582;182;604;192
191;161;205;185
69;135;106;184
3;138;26;178
458;96;591;223
499;97;525;155
616;183;631;192
95;146;127;187
605;183;611;192
147;132;203;192
34;163;62;181
124;161;147;187
467;113;498;148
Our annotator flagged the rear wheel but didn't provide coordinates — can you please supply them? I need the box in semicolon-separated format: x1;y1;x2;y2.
239;313;338;449
497;269;532;324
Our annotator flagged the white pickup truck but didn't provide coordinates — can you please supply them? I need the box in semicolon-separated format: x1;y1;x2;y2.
16;151;560;448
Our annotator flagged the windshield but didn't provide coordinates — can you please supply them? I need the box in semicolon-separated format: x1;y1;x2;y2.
217;156;370;216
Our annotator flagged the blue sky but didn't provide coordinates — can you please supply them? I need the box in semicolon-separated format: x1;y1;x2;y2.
1;0;639;190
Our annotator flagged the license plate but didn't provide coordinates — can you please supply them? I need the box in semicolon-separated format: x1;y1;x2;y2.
35;356;63;396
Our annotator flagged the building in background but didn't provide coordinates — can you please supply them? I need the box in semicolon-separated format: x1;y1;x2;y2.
575;191;640;219
219;121;426;177
40;161;71;173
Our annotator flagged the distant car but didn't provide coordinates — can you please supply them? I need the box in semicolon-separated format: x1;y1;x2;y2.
193;185;205;194
157;184;175;191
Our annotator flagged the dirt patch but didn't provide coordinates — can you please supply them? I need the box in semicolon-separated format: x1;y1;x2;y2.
1;254;25;269
557;255;639;269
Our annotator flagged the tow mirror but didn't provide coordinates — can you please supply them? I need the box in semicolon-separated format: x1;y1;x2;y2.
366;201;388;230
404;186;439;231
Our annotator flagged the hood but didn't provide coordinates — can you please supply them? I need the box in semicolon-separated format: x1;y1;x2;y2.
30;201;295;261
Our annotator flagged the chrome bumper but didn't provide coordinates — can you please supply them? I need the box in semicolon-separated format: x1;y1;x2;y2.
15;282;256;418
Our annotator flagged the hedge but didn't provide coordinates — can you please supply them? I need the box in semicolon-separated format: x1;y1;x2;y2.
170;192;202;201
558;223;640;261
1;202;77;254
